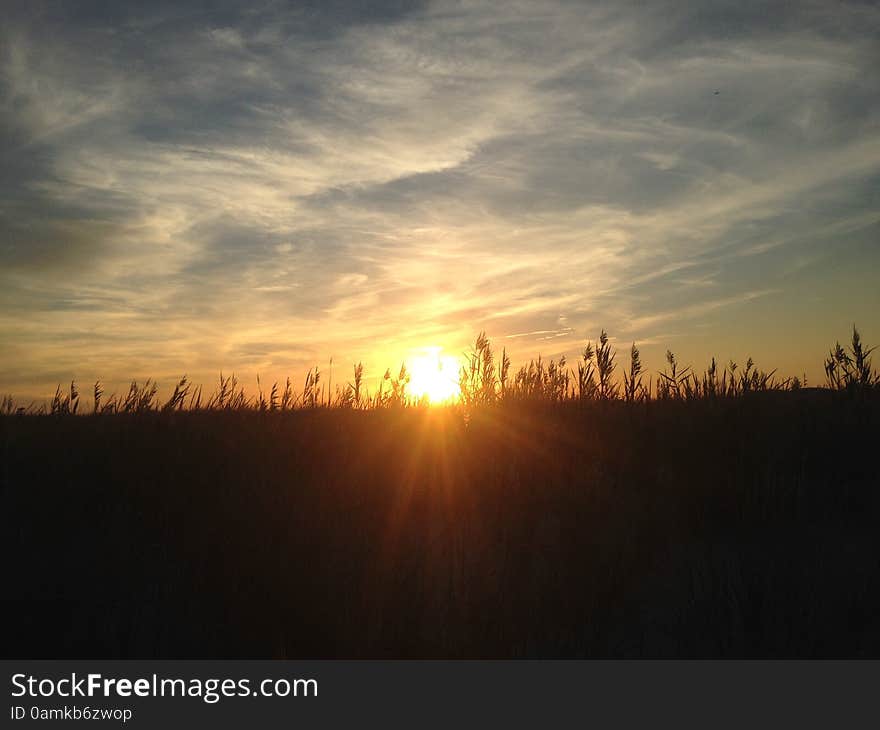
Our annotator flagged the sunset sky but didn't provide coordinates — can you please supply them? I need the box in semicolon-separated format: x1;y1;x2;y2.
2;0;879;400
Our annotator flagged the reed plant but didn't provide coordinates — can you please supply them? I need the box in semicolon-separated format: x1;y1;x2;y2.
5;327;877;415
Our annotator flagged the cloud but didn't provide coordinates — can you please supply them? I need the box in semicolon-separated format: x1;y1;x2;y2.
1;0;879;397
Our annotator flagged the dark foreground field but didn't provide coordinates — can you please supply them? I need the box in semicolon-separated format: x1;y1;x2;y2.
2;392;879;658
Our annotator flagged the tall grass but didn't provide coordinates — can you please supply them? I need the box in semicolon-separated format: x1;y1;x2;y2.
2;326;878;659
3;326;876;415
825;326;880;391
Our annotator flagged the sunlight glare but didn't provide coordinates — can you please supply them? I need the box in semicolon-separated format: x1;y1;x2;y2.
408;348;461;404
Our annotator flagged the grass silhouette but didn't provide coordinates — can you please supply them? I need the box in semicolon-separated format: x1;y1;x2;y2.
1;327;878;657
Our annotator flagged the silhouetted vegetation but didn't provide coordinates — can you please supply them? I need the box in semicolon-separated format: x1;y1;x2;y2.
1;327;879;657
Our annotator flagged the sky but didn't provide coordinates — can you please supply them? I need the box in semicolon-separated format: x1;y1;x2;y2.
2;0;879;400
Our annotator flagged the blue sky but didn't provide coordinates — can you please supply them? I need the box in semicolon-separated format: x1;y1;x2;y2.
2;0;879;398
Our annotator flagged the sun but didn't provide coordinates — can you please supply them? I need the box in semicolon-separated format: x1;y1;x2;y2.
407;347;461;404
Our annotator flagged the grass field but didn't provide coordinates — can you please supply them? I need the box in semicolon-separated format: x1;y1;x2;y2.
2;329;879;657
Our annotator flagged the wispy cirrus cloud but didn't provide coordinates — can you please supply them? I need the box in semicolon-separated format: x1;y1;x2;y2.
1;0;879;397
